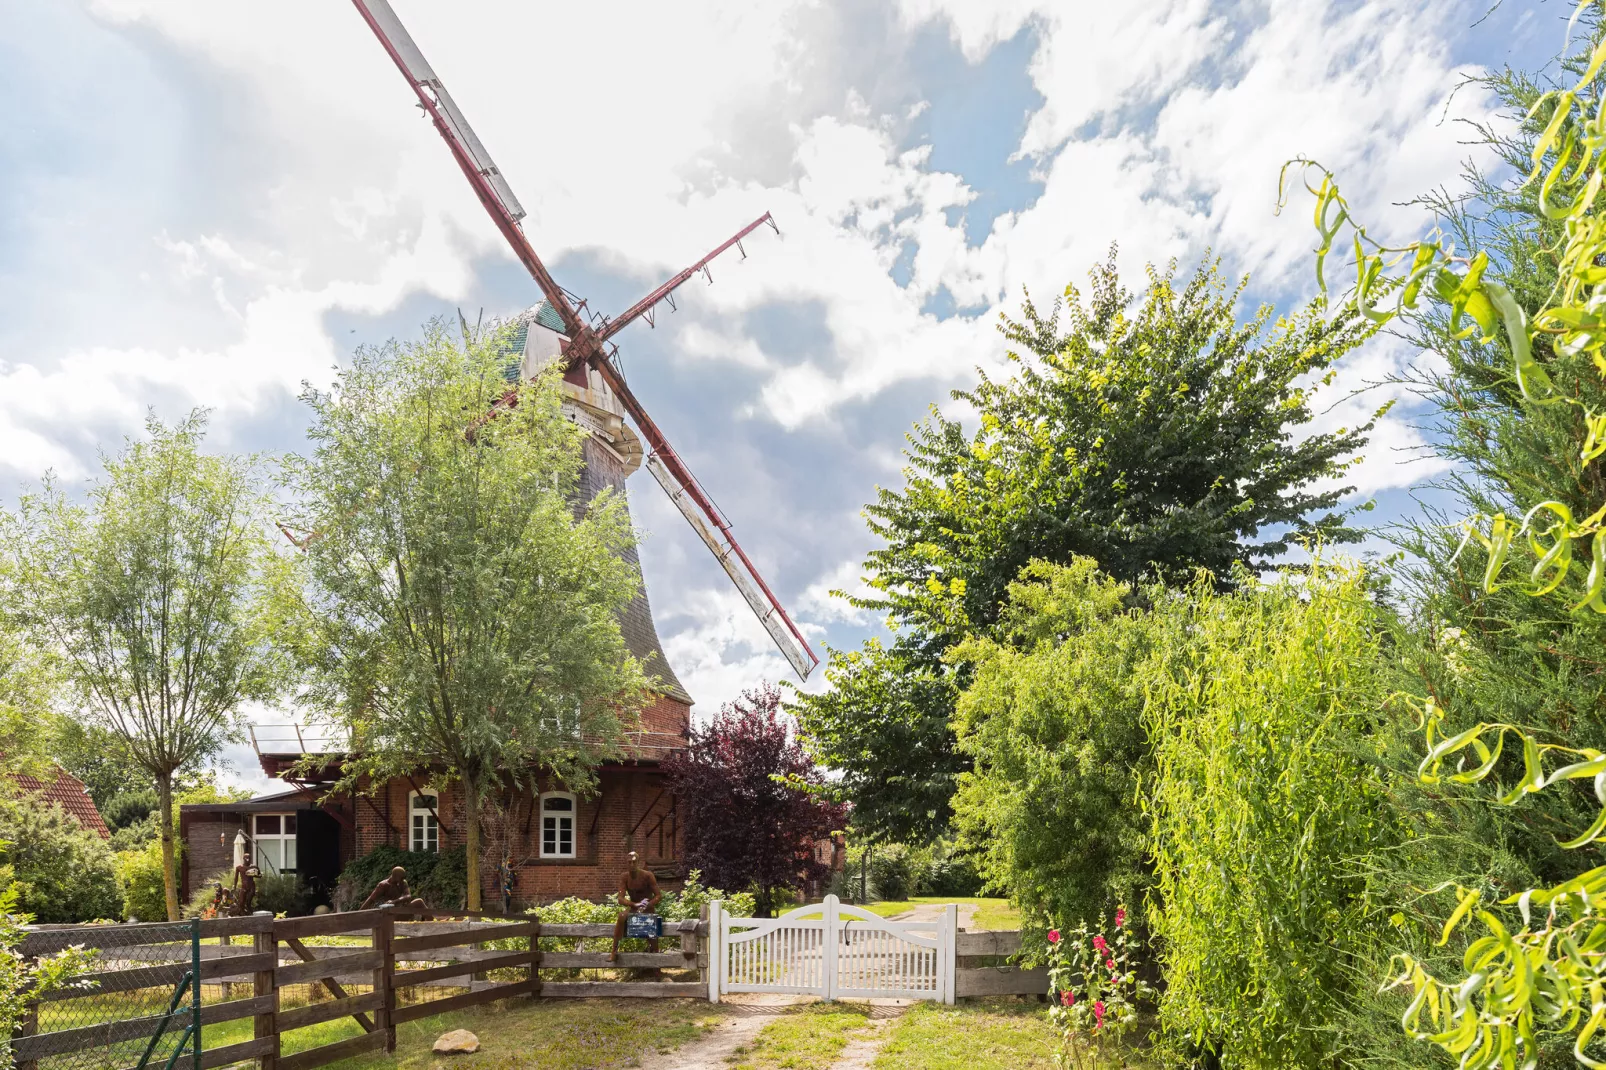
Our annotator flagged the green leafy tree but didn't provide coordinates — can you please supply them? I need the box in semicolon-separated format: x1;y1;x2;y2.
1;413;291;920
0;887;97;1070
286;320;648;910
47;717;145;814
796;252;1376;842
0;794;122;923
949;558;1178;934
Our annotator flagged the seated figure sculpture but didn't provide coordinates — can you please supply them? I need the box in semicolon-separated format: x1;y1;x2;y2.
360;866;428;912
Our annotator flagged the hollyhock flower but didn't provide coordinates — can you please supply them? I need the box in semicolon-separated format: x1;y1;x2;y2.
1093;1000;1106;1029
1060;990;1075;1007
1047;929;1060;944
1092;935;1107;954
1114;908;1126;928
1107;958;1117;972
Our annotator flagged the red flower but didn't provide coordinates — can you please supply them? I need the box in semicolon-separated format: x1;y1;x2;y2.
1093;1000;1106;1024
1107;958;1117;972
1114;907;1126;928
1061;990;1075;1007
1092;935;1107;954
1047;929;1060;944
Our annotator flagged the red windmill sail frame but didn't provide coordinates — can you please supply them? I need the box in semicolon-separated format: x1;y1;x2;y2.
347;0;818;678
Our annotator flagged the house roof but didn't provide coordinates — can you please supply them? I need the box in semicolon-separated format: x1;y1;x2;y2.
10;768;110;839
180;785;320;814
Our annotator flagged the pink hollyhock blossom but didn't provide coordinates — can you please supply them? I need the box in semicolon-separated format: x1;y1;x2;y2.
1093;1000;1106;1027
1047;929;1060;944
1092;935;1107;954
1114;908;1126;928
1061;990;1075;1007
1107;958;1117;971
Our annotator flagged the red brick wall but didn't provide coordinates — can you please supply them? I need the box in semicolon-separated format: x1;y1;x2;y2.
180;812;247;904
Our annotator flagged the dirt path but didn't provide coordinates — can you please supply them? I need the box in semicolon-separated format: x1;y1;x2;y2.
633;995;806;1070
888;902;977;930
634;996;910;1070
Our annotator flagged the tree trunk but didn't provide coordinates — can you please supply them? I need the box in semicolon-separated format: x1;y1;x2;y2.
463;772;481;911
157;773;180;921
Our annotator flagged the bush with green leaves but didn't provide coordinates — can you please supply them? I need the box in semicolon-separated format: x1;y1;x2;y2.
0;886;98;1070
0;794;121;923
332;845;466;911
116;842;167;922
1143;560;1398;1068
951;558;1178;935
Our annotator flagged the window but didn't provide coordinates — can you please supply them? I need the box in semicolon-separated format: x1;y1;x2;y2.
253;813;297;874
410;791;439;853
540;792;576;858
543;700;581;740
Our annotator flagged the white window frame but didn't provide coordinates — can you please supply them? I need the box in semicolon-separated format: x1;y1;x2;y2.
539;791;577;859
253;812;297;875
409;790;440;854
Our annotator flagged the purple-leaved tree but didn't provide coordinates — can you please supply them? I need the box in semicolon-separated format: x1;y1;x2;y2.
665;685;847;916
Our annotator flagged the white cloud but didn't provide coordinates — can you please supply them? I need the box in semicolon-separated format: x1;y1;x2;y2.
2;0;1516;713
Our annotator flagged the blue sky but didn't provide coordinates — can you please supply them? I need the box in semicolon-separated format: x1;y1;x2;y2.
0;0;1573;790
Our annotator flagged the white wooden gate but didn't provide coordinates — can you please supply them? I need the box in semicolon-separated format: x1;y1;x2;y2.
707;894;955;1003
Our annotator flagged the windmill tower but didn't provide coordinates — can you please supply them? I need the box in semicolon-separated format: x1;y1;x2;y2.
348;1;818;707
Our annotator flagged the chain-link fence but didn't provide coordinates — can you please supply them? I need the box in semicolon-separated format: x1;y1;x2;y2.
15;920;201;1070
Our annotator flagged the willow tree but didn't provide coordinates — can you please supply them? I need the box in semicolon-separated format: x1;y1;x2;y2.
287;320;647;909
1;413;288;920
1280;7;1606;1061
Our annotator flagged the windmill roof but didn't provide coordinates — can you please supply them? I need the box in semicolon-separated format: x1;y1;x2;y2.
10;767;110;839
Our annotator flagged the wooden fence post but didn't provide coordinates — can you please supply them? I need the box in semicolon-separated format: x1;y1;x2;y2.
373;908;396;1054
252;912;279;1070
527;919;541;1001
15;962;38;1070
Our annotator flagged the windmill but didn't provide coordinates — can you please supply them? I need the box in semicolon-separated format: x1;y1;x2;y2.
346;0;818;683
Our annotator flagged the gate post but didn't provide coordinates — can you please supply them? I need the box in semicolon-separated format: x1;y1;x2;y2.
940;904;957;1005
822;895;839;1002
706;901;721;1004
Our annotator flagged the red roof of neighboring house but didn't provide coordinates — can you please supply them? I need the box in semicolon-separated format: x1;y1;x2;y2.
11;768;110;840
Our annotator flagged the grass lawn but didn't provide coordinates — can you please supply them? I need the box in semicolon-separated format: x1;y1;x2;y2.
873;1000;1059;1069
855;897;1021;931
729;1001;873;1070
263;997;718;1070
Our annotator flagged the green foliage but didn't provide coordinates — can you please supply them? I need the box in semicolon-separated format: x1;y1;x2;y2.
791;640;960;844
0;626;60;778
332;845;467;912
0;794;122;923
1;412;291;921
287;320;648;908
951;558;1174;935
0;885;98;1070
115;842;167;922
1046;909;1153;1069
796;251;1376;846
1281;7;1606;1064
1143;560;1397;1068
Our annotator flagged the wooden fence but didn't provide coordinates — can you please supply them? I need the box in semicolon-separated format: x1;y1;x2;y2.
14;908;707;1070
953;930;1048;999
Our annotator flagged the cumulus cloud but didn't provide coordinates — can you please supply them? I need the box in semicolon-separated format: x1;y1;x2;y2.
1;0;1515;760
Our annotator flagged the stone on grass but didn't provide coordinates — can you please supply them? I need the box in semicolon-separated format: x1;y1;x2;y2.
432;1030;480;1055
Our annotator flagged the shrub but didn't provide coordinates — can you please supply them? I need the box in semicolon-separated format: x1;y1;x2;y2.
116;842;167;922
867;845;916;902
332;845;466;911
184;869;308;918
0;794;121;923
1144;560;1397;1068
951;558;1176;932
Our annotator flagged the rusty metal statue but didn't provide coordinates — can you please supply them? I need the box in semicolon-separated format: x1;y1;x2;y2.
360;866;427;912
